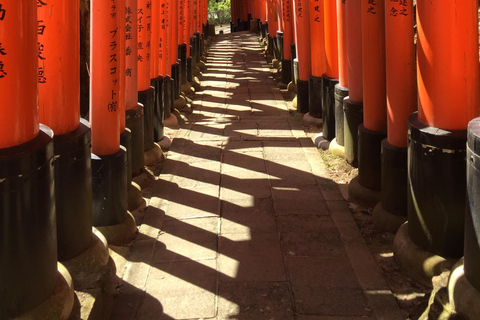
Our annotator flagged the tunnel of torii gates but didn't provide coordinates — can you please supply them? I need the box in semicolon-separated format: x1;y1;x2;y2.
1;0;480;318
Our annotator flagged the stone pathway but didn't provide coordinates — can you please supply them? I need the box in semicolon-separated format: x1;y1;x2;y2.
110;31;405;320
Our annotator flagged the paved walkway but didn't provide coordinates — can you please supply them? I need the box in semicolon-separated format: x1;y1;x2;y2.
110;31;404;320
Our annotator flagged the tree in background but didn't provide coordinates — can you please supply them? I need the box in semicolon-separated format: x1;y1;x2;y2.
208;0;231;25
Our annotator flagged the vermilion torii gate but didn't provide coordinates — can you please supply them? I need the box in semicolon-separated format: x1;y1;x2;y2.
0;0;209;317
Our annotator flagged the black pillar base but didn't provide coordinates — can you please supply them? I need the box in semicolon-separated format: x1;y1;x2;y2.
163;76;172;120
291;44;297;84
194;32;201;63
276;31;284;61
120;128;132;189
126;103;145;177
151;76;164;142
293;58;299;85
309;75;323;118
54;119;93;261
358;124;386;191
344;98;363;167
261;23;267;38
322;75;339;141
0;125;57;319
187;57;193;83
380;139;408;216
334;84;349;146
171;62;181;99
282;59;292;85
138;86;155;152
230;20;234;33
91;147;128;227
267;36;274;57
296;79;309;114
407;112;466;259
179;44;188;85
466;117;480;291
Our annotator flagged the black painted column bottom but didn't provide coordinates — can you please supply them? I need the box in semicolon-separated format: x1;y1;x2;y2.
92;147;128;227
358;124;387;191
309;75;323;118
138;86;155;152
466;117;480;292
0;125;57;319
343;98;363;167
322;75;339;141
407;112;466;259
282;59;292;85
126;103;144;176
380;139;407;216
296;79;309;113
151;76;164;142
334;85;349;146
55;119;93;261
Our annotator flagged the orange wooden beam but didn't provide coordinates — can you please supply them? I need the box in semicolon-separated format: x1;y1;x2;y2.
336;0;348;88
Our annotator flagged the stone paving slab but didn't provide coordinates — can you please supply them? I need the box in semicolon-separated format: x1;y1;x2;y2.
109;31;405;320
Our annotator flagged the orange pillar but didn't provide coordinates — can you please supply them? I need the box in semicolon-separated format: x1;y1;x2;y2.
90;0;122;155
361;0;386;132
372;0;415;232
336;0;348;89
354;0;387;193
332;0;349;147
308;0;326;118
0;1;38;149
343;0;363;165
38;0;80;135
280;0;293;84
321;0;338;137
138;0;156;152
0;2;60;317
385;0;415;149
293;0;311;113
403;0;480;259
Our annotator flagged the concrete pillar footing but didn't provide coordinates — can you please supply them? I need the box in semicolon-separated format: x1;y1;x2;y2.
393;223;458;288
372;202;407;234
127;182;143;212
174;96;187;110
61;230;110;287
157;135;172;150
277;82;288;89
328;138;345;158
303;113;323;128
196;61;207;71
314;133;331;150
144;143;165;165
15;264;74;320
164;113;179;128
287;81;296;92
181;82;193;95
448;258;480;319
95;211;137;246
348;176;381;208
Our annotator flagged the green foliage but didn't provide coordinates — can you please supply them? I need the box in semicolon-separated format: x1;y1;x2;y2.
208;0;231;25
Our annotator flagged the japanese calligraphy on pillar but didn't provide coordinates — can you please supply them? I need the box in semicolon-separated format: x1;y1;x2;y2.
37;0;47;83
0;2;7;79
389;0;408;17
296;0;304;18
125;4;135;77
283;0;291;23
164;0;170;66
109;0;119;112
179;0;185;39
366;0;376;14
312;0;322;23
160;1;166;62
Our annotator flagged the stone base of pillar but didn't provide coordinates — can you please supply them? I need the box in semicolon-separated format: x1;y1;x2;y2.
348;175;382;209
127;182;143;212
328;138;345;158
61;230;110;287
144;143;165;166
393;223;457;288
448;258;480;319
15;264;74;320
372;202;407;234
95;211;137;246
